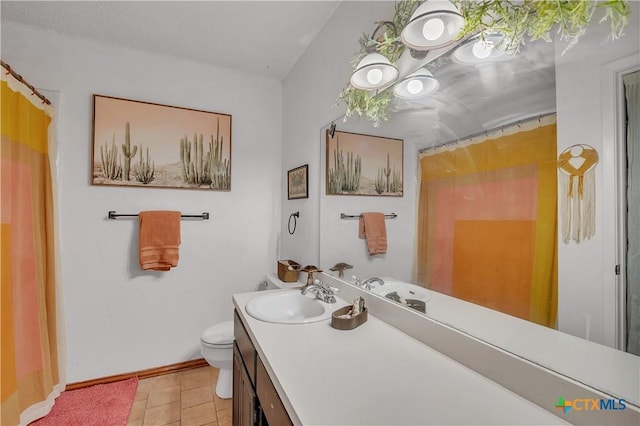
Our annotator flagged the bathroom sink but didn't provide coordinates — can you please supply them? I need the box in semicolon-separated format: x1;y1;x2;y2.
245;290;332;324
370;280;431;313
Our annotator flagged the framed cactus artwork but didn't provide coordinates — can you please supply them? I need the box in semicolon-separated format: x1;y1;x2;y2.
326;130;403;196
91;94;231;190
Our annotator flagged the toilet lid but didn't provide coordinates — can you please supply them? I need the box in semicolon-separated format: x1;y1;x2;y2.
201;320;234;345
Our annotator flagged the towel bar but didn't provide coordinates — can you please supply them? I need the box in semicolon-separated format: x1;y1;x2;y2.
340;213;397;220
108;211;209;220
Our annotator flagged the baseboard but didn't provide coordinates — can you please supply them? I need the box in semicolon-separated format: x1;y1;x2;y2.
65;358;209;391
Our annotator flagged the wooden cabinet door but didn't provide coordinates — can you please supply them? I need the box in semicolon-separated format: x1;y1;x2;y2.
256;356;293;426
233;342;256;426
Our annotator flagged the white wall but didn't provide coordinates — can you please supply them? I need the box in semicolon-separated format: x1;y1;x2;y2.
555;3;640;347
2;22;282;382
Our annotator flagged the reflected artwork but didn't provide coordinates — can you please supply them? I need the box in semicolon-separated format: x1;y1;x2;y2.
326;130;403;196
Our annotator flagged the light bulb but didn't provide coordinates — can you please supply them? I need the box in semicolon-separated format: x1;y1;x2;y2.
472;39;493;59
406;79;424;95
367;68;383;85
422;18;444;41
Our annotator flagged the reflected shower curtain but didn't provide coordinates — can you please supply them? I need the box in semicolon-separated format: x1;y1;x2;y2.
417;115;557;327
1;70;64;424
624;71;639;356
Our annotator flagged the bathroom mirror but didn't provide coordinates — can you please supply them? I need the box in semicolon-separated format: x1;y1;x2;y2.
319;2;639;405
321;34;557;323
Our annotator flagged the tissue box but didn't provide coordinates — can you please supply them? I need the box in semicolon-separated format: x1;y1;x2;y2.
331;306;368;330
277;260;300;282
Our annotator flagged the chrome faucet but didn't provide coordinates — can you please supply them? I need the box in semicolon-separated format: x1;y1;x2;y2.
359;277;384;290
301;280;336;303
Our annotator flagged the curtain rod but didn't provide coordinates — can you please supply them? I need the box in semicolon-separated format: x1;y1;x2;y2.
418;111;556;153
1;60;51;105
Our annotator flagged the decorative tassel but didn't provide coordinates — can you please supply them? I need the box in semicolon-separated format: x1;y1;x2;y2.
558;144;598;244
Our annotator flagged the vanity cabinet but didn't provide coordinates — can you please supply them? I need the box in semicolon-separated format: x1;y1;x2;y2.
233;310;292;426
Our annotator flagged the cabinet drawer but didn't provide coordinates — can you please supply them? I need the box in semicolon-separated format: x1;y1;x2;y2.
234;310;256;386
256;356;293;426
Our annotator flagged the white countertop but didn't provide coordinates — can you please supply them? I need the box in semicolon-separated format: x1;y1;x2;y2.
233;289;568;426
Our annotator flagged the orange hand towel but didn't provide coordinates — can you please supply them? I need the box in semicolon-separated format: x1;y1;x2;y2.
139;211;181;271
358;212;387;255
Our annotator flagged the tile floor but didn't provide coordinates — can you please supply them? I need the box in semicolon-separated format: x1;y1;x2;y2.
126;366;232;426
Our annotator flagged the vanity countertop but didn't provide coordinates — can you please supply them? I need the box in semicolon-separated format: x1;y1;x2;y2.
232;290;568;426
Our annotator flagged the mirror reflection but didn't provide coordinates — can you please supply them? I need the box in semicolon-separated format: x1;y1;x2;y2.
322;35;558;321
319;1;640;383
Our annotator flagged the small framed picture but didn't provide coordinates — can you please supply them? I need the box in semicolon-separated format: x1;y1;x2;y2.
287;164;309;200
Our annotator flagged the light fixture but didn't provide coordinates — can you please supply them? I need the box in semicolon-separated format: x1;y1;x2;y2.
350;52;400;91
400;0;464;51
349;21;403;91
393;68;439;100
452;32;507;64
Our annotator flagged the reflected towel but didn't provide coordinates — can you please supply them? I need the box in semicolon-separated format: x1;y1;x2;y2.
358;212;387;255
139;210;181;271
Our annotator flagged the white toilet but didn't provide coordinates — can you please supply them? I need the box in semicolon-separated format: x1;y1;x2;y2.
200;320;234;398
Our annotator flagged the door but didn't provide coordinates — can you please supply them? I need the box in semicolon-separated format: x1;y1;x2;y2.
623;70;640;356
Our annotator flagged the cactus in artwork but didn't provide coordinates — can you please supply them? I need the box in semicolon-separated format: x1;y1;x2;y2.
179;119;230;188
206;118;230;190
345;151;361;192
134;145;155;184
328;139;361;193
180;133;212;185
383;153;391;193
121;122;138;181
374;169;385;194
389;167;402;193
100;135;122;180
179;135;191;182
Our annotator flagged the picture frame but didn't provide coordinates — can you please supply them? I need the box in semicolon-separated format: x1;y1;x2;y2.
287;164;309;200
326;130;403;196
91;94;232;190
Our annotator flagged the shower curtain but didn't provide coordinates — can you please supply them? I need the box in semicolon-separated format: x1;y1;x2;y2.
1;68;64;425
624;71;640;356
417;115;557;327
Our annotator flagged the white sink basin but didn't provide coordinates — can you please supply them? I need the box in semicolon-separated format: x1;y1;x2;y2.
245;290;332;324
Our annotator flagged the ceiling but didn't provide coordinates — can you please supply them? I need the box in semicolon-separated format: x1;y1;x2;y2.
1;0;558;147
0;0;341;80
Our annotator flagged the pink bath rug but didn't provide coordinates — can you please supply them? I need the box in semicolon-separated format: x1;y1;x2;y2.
30;377;138;426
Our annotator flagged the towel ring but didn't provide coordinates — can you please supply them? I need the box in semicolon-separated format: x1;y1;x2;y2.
288;211;299;235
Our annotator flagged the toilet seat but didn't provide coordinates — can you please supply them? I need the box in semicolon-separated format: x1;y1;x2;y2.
201;320;234;346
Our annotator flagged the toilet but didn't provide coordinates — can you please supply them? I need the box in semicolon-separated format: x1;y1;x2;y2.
200;320;234;398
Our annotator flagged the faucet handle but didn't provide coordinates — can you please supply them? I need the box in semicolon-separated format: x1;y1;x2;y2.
314;279;338;294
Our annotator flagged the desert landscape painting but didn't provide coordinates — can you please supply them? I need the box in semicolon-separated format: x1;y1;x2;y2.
326;130;403;196
92;95;231;190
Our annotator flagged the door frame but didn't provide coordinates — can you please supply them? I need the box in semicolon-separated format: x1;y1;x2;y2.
601;54;640;350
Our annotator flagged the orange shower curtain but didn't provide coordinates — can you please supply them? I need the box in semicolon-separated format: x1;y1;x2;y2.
417;115;557;327
1;69;64;424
